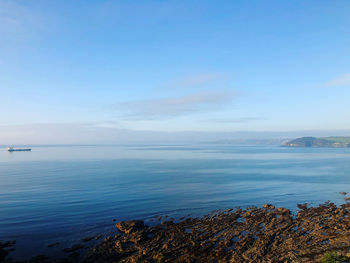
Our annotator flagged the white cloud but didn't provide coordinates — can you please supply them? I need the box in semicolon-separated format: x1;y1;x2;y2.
82;121;122;129
168;73;222;89
116;91;236;120
325;73;350;87
0;1;25;32
0;0;46;44
202;117;263;123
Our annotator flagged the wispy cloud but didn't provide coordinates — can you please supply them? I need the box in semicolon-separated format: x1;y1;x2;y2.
116;91;236;120
82;121;122;129
0;0;46;43
202;117;264;123
325;73;350;87
0;1;25;33
168;73;223;89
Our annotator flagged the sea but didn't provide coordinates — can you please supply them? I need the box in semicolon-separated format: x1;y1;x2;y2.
1;144;350;260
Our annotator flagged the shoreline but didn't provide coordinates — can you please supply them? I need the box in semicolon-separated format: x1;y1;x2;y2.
3;201;350;262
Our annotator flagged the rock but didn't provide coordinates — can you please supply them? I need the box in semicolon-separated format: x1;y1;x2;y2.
29;255;50;263
297;203;308;210
11;203;350;263
68;252;80;258
0;245;9;262
94;234;102;240
0;240;15;262
63;244;84;253
81;236;94;242
116;220;145;234
263;204;275;209
276;207;289;214
47;242;60;247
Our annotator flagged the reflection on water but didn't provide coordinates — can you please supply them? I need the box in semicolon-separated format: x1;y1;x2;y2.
1;144;350;259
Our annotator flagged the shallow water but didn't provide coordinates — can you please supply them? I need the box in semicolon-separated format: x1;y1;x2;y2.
1;144;350;259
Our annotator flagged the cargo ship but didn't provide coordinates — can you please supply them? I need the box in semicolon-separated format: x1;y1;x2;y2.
7;147;32;152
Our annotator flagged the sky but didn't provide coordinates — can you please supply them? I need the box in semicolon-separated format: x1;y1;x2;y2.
1;0;350;144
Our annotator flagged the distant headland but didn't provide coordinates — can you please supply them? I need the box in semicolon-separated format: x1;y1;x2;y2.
282;136;350;147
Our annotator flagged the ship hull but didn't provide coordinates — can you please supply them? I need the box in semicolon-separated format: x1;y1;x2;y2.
8;149;31;152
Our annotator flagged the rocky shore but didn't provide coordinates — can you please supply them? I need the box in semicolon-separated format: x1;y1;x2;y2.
3;202;350;262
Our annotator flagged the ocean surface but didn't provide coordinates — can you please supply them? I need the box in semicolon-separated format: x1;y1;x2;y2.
1;144;350;259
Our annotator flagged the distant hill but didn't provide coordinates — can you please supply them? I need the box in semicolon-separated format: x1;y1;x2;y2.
282;136;350;147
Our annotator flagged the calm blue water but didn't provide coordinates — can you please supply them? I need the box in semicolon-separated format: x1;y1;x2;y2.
1;144;350;259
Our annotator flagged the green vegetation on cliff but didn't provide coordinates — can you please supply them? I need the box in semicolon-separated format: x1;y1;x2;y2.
320;252;349;263
282;136;350;147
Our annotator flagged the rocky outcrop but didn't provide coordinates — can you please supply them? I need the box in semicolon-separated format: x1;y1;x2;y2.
115;220;145;234
0;241;15;260
82;202;350;263
5;203;350;262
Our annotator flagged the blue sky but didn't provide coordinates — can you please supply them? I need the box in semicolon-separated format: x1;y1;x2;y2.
1;0;350;143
